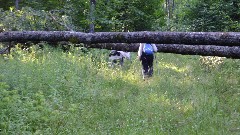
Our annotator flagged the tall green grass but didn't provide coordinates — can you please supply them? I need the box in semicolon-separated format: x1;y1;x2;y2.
0;45;239;135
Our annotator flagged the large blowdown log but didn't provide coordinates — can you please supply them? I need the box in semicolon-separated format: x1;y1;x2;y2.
87;43;240;59
0;31;240;46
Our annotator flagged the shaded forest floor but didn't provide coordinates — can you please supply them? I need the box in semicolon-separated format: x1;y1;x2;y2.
0;45;239;134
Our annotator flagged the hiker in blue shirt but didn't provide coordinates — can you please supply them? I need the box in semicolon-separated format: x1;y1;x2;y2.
138;43;158;79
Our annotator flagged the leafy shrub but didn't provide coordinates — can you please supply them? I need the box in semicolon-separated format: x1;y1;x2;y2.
0;7;75;31
199;56;225;71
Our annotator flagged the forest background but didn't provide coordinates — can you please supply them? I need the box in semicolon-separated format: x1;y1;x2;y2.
0;0;240;134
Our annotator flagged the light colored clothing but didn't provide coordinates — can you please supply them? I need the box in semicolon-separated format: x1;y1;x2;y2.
108;50;131;67
138;43;158;57
118;51;131;59
109;50;130;60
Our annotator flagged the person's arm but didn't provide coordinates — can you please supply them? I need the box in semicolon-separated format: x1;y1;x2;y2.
152;44;158;52
138;43;143;60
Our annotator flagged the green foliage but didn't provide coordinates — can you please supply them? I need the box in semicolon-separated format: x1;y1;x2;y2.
0;46;239;134
0;0;15;10
172;0;240;31
96;0;165;32
0;1;240;133
199;56;225;71
0;7;75;31
1;0;239;32
0;0;166;32
0;0;66;11
62;0;90;31
20;0;66;11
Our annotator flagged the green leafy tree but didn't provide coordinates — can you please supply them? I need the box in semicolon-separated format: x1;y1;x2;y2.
0;0;15;10
95;0;165;32
172;0;240;31
0;0;66;10
0;0;166;32
0;7;75;31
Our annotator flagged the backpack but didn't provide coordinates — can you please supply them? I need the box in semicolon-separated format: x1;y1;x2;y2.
143;43;153;55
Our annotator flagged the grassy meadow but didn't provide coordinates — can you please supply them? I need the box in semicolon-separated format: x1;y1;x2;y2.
0;44;240;135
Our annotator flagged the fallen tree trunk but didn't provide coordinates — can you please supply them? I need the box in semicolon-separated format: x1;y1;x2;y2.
86;43;240;59
1;31;240;46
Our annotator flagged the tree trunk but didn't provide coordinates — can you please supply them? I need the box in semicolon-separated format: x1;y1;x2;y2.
1;31;240;46
15;0;21;10
1;30;240;58
89;0;96;33
87;43;240;59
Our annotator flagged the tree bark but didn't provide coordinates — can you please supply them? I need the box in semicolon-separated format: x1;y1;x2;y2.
87;43;240;59
89;0;96;33
15;0;21;10
1;31;240;46
1;30;240;58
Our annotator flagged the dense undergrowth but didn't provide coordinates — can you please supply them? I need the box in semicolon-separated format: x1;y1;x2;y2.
0;44;239;134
